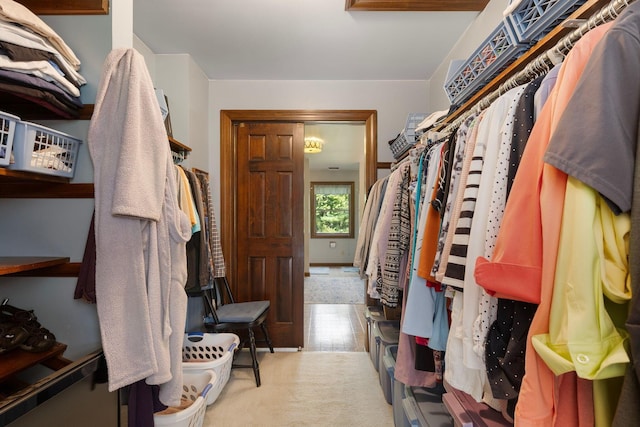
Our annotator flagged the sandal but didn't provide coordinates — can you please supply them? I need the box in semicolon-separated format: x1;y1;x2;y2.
0;321;28;355
0;302;56;353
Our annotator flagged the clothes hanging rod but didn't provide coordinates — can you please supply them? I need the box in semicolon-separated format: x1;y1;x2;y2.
441;0;635;134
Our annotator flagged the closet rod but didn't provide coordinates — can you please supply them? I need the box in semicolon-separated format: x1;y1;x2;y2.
442;0;635;134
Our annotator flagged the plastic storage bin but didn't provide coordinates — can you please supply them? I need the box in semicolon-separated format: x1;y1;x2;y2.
0;111;19;166
402;384;451;427
377;322;400;401
374;320;400;377
153;369;216;427
389;113;429;160
443;21;528;107
505;0;587;44
8;121;82;178
182;332;239;405
365;305;385;356
370;317;399;372
442;382;514;426
381;344;398;405
383;343;412;427
394;370;411;427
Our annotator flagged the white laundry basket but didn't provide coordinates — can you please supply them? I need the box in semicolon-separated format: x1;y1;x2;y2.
153;369;216;427
182;332;239;405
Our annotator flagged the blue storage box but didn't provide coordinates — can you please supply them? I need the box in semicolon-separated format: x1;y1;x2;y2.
505;0;587;44
443;21;528;107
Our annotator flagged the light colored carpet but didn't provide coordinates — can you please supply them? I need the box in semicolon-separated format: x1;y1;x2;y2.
203;351;393;426
304;275;365;304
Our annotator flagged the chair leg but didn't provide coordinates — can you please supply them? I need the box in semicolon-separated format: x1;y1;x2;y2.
248;328;261;387
261;322;274;353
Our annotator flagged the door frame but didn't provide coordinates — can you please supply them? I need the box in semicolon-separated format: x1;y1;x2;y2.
220;110;377;294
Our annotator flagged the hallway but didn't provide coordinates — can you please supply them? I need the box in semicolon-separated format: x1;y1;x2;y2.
303;266;367;352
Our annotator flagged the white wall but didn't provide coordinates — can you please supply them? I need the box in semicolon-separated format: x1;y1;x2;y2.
428;0;510;111
134;45;210;172
208;79;429;216
133;34;156;81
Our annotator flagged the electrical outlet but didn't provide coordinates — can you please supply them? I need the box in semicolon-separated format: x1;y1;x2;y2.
330;241;336;248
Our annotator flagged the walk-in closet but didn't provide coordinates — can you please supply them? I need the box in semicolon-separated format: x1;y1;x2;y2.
1;0;639;426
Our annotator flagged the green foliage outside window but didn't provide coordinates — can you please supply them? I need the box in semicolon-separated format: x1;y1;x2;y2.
315;194;350;233
311;182;354;238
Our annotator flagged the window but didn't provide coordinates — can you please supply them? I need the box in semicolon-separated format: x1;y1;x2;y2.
310;182;354;238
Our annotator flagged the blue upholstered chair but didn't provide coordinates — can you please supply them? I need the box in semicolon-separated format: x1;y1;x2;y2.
203;277;274;387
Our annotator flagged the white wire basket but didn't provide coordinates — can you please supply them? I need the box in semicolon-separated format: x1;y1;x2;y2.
153;369;216;427
182;332;239;405
8;120;82;178
0;111;19;166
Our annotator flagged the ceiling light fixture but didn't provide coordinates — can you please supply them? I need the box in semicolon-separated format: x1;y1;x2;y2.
304;137;323;154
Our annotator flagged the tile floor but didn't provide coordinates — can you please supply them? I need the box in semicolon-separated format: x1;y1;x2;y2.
302;266;368;351
304;303;367;351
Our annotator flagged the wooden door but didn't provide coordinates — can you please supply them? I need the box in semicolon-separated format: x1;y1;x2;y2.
236;122;305;348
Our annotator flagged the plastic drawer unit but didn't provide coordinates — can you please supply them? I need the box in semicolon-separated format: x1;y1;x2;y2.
402;384;452;427
374;320;400;376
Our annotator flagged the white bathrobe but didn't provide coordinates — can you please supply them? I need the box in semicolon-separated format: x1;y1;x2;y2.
88;48;191;406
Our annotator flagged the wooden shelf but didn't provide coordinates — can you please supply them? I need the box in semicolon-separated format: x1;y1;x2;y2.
15;0;109;15
0;168;70;184
0;181;94;198
5;262;82;278
169;136;192;154
0;91;94;121
0;343;69;384
0;3;107;421
0;257;71;276
0;167;94;199
345;0;490;11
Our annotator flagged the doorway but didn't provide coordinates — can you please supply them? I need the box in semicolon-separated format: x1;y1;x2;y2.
220;110;377;348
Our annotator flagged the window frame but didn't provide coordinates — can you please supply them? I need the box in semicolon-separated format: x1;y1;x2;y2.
310;181;355;239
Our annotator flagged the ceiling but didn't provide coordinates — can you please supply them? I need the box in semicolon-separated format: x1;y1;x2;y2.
132;0;484;169
304;122;365;171
133;0;481;81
